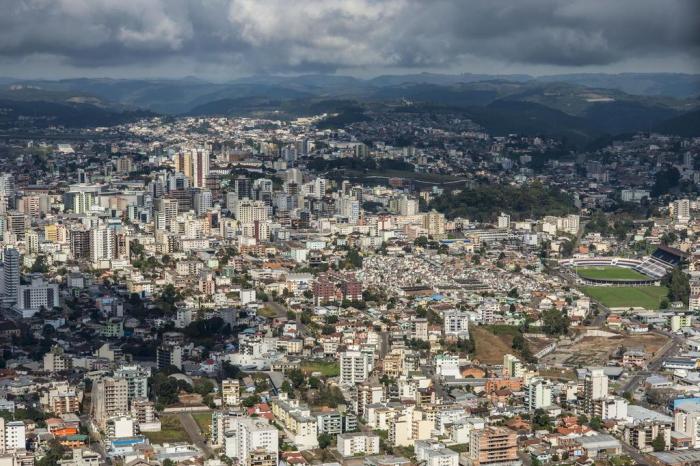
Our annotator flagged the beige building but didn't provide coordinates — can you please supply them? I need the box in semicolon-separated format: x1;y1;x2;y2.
469;427;519;466
221;379;240;407
91;377;129;429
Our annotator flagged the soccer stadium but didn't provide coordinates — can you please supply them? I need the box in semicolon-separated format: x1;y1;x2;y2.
559;245;686;286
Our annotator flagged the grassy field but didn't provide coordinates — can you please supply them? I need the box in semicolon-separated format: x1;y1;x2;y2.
143;415;189;444
576;266;649;281
582;286;669;309
257;306;278;318
300;360;340;377
192;412;211;436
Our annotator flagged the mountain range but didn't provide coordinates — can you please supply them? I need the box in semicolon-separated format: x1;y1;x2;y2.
0;73;698;142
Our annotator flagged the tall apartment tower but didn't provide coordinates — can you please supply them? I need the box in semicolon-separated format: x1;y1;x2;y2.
339;351;371;385
584;368;609;416
2;248;20;306
469;427;519;465
191;148;210;188
91;377;129;429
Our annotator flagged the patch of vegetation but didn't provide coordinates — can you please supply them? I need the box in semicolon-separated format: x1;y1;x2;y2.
143;415;189;444
582;286;669;309
300;361;340;377
431;181;575;222
576;266;649;281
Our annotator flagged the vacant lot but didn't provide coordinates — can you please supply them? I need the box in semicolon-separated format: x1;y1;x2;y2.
143;415;189;444
576;266;649;281
471;326;515;365
542;332;669;367
300;360;340;377
192;412;211;436
582;286;668;309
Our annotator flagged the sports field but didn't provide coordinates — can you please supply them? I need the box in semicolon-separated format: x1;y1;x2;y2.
581;286;669;309
576;266;649;281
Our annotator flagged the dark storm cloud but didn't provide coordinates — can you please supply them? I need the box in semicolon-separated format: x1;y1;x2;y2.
0;0;697;76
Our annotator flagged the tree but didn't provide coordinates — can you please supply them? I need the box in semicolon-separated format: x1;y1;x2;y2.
541;309;570;336
532;409;552;431
242;395;261;407
157;284;181;314
194;379;215;396
589;416;602;430
37;440;67;466
664;267;690;305
651;432;666;452
318;433;333;449
31;255;49;274
414;236;429;248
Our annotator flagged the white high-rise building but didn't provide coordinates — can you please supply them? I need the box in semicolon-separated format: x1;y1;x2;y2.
90;228;116;263
399;196;419;216
340;351;371;385
497;213;511;229
4;421;25;452
443;309;470;338
673;199;691;224
235;200;268;224
17;274;60;318
527;378;552;411
2;248;20;306
224;417;278;466
114;365;150;402
193;189;213;215
338;197;360;224
584;368;609;415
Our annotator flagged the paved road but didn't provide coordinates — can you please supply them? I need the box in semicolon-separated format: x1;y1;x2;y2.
178;412;213;457
619;330;683;395
620;437;654;465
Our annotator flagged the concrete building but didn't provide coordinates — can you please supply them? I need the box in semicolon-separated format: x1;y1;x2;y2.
221;379;240;407
415;440;459;466
527;378;552;411
340;351;372;385
224;417;278;466
16;274;59;318
91;377;129;429
337;432;380;457
443;309;470;339
674;404;700;448
468;427;520;466
584;368;609;416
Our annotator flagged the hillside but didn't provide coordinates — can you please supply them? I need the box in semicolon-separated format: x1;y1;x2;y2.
653;109;700;137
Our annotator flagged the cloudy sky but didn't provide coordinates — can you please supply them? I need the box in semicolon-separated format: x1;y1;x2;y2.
1;0;698;80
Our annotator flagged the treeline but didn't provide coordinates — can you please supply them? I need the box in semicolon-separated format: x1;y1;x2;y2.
431;182;576;222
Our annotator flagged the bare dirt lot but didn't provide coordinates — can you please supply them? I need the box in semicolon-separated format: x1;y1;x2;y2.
471;326;515;365
541;332;669;368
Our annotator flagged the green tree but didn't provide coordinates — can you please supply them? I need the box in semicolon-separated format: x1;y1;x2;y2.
30;255;49;274
589;416;603;430
242;395;261;407
665;267;690;305
37;440;66;466
414;236;429;248
318;433;333;449
532;409;552;431
651;432;666;452
541;309;570;336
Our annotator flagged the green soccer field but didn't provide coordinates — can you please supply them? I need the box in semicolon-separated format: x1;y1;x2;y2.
581;286;669;309
575;266;649;281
